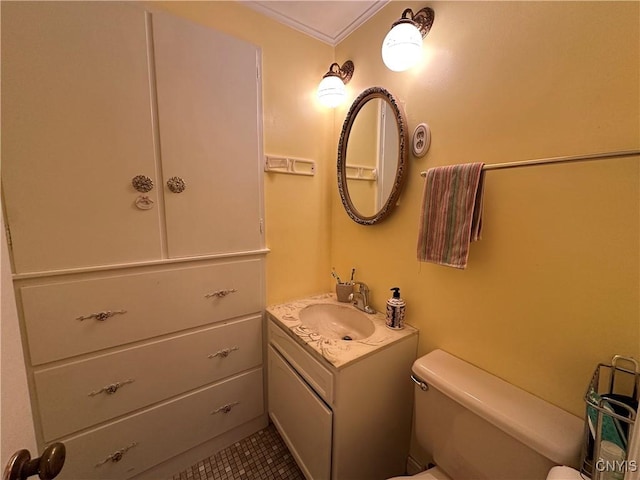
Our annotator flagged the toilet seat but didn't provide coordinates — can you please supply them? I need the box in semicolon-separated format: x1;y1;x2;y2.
545;466;585;480
387;466;452;480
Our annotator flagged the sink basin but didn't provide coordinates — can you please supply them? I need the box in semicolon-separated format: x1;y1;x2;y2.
299;303;375;341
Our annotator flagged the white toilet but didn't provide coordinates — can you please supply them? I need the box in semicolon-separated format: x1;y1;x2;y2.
390;349;585;480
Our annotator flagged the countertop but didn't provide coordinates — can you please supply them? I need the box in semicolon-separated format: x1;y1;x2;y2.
266;293;418;369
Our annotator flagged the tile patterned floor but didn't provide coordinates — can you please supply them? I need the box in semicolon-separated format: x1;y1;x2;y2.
172;423;305;480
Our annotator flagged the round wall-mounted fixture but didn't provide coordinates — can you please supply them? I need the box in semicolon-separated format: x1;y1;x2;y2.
412;123;431;158
382;7;435;72
317;60;354;108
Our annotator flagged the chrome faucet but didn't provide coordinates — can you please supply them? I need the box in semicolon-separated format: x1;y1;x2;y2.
350;282;375;314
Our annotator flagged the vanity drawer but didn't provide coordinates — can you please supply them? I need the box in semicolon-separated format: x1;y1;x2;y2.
57;367;264;480
20;259;263;365
34;315;262;441
268;318;334;404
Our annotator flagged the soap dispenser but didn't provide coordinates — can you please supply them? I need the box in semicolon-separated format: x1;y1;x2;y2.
386;287;406;329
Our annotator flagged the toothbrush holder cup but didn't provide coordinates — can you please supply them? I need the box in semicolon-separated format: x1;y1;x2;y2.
335;283;354;303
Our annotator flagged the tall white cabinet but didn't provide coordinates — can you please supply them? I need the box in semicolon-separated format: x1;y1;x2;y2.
2;2;264;274
2;3;267;479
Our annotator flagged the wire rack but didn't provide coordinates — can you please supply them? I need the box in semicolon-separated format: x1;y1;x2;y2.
581;355;639;480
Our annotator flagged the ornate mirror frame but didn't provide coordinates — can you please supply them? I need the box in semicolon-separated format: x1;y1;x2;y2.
337;86;409;225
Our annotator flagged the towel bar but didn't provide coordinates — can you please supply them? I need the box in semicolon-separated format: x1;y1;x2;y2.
419;149;640;176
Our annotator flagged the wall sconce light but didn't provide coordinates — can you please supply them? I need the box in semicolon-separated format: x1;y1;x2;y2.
382;7;435;72
317;61;354;108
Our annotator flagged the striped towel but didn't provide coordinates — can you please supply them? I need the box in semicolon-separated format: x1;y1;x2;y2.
417;163;485;269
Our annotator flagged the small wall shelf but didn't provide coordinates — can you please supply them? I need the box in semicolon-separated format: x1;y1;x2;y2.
345;164;377;181
264;155;316;176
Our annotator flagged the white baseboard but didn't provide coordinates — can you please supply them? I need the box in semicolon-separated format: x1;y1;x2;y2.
406;455;426;475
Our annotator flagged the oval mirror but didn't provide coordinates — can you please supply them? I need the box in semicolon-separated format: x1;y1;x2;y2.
337;87;409;225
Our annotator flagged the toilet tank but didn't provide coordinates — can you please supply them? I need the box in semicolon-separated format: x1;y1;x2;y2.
412;350;584;480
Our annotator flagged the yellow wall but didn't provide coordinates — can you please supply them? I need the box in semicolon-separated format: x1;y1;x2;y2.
149;1;335;305
334;0;639;420
155;1;640;419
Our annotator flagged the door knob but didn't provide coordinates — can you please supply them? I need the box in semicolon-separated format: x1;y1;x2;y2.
3;443;65;480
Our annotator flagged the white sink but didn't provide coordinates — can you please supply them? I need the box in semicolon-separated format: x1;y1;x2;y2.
299;303;375;341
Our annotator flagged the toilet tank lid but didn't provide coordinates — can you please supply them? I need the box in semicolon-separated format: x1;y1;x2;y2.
412;350;583;467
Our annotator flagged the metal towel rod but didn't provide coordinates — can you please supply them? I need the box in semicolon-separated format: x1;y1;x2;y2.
419;149;640;177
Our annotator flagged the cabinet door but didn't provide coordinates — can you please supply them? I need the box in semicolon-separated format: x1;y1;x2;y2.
1;2;162;273
268;346;332;480
152;12;263;258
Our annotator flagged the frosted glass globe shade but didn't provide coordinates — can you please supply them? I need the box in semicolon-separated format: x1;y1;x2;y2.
381;22;423;72
317;75;346;108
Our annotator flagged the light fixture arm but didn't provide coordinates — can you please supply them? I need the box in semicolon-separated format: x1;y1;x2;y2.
323;60;354;84
394;7;435;38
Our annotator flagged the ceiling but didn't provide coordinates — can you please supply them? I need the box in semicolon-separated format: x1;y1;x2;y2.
241;1;389;46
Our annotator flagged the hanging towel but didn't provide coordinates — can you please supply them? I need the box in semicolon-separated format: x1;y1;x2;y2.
417;163;485;269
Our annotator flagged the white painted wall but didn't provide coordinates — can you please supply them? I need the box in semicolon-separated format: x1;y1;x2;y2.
1;214;37;467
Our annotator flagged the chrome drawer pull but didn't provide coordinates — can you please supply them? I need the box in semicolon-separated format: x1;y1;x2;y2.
88;379;135;397
77;310;127;322
208;346;239;359
94;442;137;467
211;401;240;415
205;288;237;299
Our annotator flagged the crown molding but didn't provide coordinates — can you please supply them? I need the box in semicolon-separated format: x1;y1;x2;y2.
242;1;389;46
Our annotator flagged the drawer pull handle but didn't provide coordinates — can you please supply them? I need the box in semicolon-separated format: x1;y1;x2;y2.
211;401;240;415
205;288;237;298
94;442;137;467
88;379;135;397
208;346;239;359
77;310;127;322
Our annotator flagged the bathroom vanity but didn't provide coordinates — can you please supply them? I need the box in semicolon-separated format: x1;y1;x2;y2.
267;294;418;480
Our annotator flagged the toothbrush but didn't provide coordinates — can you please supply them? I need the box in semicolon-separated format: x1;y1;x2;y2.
331;268;342;284
349;268;355;284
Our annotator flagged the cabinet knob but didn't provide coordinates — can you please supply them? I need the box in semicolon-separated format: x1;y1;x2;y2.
131;175;154;193
166;177;186;193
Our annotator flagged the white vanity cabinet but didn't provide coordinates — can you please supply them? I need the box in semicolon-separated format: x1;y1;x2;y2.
267;316;418;480
2;2;263;274
3;3;267;479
